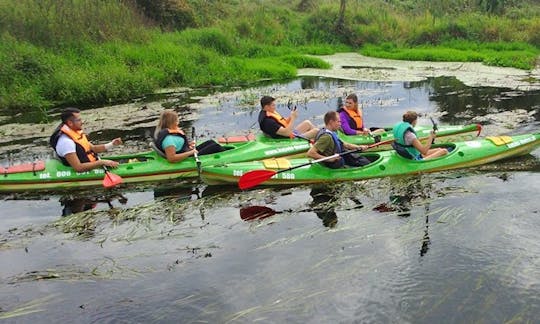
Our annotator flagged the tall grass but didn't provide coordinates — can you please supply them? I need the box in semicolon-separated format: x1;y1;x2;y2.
0;0;539;113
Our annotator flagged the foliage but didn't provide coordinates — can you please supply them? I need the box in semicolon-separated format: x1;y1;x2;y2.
0;0;539;112
130;0;196;30
361;41;538;69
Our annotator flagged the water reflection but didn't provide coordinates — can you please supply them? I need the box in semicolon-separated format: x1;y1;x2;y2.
309;186;339;228
60;193;128;217
373;177;433;256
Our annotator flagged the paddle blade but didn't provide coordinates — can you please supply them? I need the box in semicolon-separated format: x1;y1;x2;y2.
103;171;123;188
238;169;277;190
240;206;278;221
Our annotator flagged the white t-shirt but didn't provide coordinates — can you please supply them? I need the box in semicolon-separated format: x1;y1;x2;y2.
55;134;76;157
404;130;417;146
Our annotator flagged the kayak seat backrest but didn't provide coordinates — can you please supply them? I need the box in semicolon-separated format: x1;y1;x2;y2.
391;142;414;159
150;142;167;158
263;158;292;169
51;149;62;161
486;136;512;146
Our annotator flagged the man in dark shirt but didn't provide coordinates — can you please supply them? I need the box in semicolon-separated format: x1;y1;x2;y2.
258;96;319;139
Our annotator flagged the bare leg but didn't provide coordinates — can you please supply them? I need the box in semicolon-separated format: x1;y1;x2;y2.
295;120;316;133
422;148;448;160
301;128;320;140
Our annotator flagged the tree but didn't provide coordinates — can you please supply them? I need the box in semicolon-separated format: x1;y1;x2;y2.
336;0;346;35
297;0;315;12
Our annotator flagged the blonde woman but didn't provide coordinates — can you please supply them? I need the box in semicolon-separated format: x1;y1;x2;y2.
154;110;225;163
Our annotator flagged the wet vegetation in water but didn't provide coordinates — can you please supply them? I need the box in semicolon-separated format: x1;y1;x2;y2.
1;169;539;322
0;73;538;321
1;0;539;112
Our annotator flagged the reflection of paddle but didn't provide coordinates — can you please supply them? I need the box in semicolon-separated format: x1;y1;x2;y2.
240;205;279;221
238;139;392;190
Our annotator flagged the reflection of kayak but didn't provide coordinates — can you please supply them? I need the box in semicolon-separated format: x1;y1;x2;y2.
201;133;540;187
0;124;480;192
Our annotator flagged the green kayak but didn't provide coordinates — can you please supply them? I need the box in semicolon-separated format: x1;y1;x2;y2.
0;123;480;192
201;133;540;188
0;135;313;192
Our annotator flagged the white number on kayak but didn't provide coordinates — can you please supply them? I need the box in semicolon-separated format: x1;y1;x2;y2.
56;170;72;177
39;172;51;179
233;170;243;177
281;173;295;179
93;169;105;174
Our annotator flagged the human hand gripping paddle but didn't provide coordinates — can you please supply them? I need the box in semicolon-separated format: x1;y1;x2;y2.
192;127;202;177
99;137;123;188
238;138;394;190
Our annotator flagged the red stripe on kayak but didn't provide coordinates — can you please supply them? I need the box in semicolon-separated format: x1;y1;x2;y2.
1;161;46;174
218;133;255;144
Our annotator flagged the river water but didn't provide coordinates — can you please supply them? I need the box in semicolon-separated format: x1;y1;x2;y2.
1;77;539;323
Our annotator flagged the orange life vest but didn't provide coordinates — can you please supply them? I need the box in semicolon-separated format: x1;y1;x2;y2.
59;124;97;162
343;107;364;130
265;111;290;128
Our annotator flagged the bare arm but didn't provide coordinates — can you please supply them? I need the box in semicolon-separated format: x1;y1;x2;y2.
64;153;118;172
411;131;436;156
307;146;340;162
275;110;298;137
164;145;196;163
343;142;369;151
91;137;123;153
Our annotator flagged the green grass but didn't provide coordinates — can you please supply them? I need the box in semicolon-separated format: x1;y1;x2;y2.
360;41;539;69
0;0;539;113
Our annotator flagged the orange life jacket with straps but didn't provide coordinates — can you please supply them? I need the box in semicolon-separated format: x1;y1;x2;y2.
343;107;364;130
265;111;290;128
50;124;97;166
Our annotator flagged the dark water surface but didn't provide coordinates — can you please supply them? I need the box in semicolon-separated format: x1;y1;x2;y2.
1;77;539;323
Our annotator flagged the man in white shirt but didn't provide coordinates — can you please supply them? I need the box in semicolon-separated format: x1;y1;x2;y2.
50;108;122;172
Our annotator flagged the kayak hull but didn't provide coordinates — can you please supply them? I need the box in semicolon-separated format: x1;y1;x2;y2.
201;133;540;187
0;124;481;192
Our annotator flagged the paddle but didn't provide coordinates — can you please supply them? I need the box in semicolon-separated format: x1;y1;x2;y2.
102;165;123;188
238;138;393;190
429;117;438;144
192;127;202;177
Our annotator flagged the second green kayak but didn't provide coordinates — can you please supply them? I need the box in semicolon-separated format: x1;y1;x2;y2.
201;133;540;188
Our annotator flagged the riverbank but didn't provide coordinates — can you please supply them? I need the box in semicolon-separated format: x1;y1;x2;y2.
1;54;538;159
298;53;540;91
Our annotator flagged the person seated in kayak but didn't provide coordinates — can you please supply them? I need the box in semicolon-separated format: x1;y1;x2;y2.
307;111;370;169
258;96;319;140
50;108;122;172
154;110;226;163
338;94;384;136
392;111;448;160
